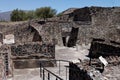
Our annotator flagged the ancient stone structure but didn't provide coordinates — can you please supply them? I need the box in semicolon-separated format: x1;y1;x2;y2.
63;7;120;46
69;55;120;80
0;22;40;43
88;38;120;58
1;7;120;47
0;6;120;79
0;21;56;70
29;7;120;47
69;38;120;80
0;54;7;80
11;42;55;68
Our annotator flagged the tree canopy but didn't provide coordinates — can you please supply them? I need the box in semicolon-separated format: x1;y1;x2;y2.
25;10;36;20
10;9;26;21
35;7;57;19
10;7;57;21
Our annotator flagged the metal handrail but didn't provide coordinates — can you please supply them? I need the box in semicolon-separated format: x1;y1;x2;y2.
40;62;64;80
42;65;63;80
40;59;71;80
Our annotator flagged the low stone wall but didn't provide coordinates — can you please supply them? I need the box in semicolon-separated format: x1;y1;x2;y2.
69;62;92;80
10;42;55;68
11;42;55;58
13;59;55;69
88;39;120;58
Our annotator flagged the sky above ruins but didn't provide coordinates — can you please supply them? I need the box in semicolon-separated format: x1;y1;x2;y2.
0;0;119;13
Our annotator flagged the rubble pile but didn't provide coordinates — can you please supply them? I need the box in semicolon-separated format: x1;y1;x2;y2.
70;59;120;80
88;39;120;67
102;65;120;80
88;39;120;80
69;39;120;80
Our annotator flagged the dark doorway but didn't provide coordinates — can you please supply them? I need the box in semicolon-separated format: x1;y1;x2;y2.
62;37;67;46
32;32;42;42
67;27;79;47
0;33;3;43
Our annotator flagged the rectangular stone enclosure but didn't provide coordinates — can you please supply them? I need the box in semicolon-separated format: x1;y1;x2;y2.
11;42;55;69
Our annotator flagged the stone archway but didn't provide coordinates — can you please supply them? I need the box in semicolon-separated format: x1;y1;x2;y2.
29;26;42;42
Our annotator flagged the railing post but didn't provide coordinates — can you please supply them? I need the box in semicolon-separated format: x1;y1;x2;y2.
48;73;50;80
59;60;60;75
56;78;58;80
43;69;45;80
40;62;42;77
66;67;67;80
39;60;70;80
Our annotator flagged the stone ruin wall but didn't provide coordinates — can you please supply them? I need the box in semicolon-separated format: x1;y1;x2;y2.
40;7;120;46
73;7;120;45
41;22;63;45
11;42;55;68
91;7;120;42
77;24;92;45
0;45;13;77
30;20;64;46
0;22;35;44
0;42;55;69
0;21;56;69
0;7;120;47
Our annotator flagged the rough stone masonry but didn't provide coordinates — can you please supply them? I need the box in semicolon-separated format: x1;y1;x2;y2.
0;6;120;78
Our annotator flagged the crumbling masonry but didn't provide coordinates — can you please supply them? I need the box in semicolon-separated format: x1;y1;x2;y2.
0;6;120;79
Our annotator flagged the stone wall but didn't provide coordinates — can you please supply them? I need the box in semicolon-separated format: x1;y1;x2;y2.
88;39;120;58
73;7;91;21
0;22;34;43
0;45;14;76
38;7;120;46
0;55;6;79
11;42;55;58
0;42;55;69
10;42;55;68
30;20;63;46
69;62;92;80
91;7;120;42
69;7;120;45
1;7;120;46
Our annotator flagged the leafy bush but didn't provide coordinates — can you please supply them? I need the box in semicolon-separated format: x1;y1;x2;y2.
11;9;26;21
35;7;57;20
10;7;57;21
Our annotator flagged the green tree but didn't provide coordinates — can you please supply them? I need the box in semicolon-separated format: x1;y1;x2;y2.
35;7;57;20
11;9;26;21
25;10;36;20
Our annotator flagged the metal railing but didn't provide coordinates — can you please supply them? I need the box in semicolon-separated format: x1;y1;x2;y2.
40;59;72;80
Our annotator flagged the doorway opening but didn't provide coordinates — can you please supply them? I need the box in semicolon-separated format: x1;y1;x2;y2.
67;27;79;47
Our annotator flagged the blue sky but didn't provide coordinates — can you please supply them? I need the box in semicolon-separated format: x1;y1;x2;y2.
0;0;119;13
